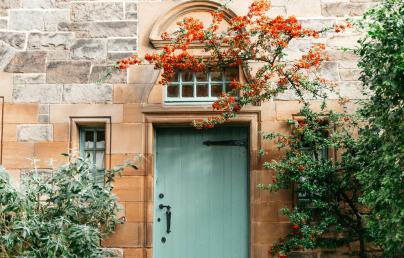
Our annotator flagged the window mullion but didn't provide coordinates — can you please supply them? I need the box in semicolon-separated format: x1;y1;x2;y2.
208;72;212;98
222;69;226;93
179;71;183;98
193;72;197;98
93;130;97;164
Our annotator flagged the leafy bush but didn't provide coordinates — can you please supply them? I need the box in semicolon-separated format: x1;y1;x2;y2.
0;157;126;258
355;0;404;256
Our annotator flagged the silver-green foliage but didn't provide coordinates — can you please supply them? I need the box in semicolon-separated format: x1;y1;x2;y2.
0;157;125;258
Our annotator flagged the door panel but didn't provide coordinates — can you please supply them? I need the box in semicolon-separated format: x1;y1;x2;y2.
154;126;249;258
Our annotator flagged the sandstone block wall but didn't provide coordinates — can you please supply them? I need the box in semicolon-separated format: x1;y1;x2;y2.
0;0;378;257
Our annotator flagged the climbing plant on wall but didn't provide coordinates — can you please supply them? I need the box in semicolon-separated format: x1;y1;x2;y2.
355;0;404;256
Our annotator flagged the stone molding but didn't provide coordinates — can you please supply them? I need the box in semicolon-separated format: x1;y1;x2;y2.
149;0;237;49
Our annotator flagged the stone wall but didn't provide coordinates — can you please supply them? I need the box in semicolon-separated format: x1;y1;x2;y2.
0;0;378;258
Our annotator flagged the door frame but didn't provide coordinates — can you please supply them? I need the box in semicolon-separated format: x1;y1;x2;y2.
153;125;250;258
143;108;261;258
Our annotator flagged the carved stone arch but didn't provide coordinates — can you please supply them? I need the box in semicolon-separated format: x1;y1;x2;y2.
143;1;249;105
149;0;237;49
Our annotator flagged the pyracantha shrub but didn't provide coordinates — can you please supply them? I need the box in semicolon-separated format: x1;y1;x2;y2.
115;0;351;128
0;156;131;258
260;105;369;258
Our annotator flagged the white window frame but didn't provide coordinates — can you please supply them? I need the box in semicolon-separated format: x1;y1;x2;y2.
164;68;237;103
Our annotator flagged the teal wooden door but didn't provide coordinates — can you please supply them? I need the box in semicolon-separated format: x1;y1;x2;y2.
154;126;249;258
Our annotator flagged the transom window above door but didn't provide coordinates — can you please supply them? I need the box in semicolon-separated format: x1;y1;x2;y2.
165;67;239;103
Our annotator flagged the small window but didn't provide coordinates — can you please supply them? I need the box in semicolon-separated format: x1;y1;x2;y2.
79;126;106;184
296;121;329;209
165;67;239;103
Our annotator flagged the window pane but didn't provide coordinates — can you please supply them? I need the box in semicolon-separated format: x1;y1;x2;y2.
84;151;94;162
224;67;239;81
196;71;207;81
95;151;105;170
169;71;180;83
182;70;193;82
96;130;105;148
94;170;105;184
167;85;179;97
210;71;222;81
85;131;94;149
211;84;223;97
196;84;209;97
182;84;194;97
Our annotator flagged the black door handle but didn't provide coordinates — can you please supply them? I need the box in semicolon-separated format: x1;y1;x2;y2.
159;204;171;234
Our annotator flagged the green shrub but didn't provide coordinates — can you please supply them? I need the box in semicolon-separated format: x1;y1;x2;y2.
355;0;404;256
0;156;128;258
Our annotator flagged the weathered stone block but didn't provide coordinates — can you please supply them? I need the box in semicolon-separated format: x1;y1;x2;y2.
8;10;44;31
58;22;89;37
299;18;336;31
44;9;70;31
38;114;49;123
71;39;107;60
46;50;70;60
14;73;46;84
90;66;126;84
338;81;366;99
46;61;91;84
127;65;160;84
21;0;55;8
71;2;123;22
322;3;374;17
28;32;74;50
107;52;135;64
13;84;62;103
0;41;16;70
268;6;286;17
327;49;359;62
5;51;47;73
339;68;361;81
62;84;113;104
49;104;123;123
125;2;137;13
17;124;53;142
327;34;360;48
0;18;7;29
286;0;321;17
126;12;137;20
107;38;137;52
338;61;359;69
319;61;340;81
113;84;149;104
0;31;26;49
38;104;49;114
0;0;21;17
283;39;311;61
88;21;137;38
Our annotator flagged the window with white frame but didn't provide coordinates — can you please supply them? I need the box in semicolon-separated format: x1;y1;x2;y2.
165;67;239;103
